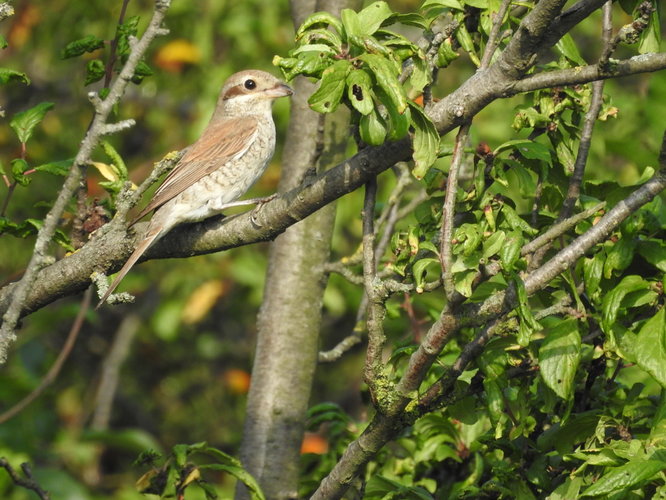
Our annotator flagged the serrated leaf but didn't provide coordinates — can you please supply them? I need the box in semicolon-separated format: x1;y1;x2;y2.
638;7;661;54
357;1;394;36
637;239;666;272
199;464;265;500
341;8;363;38
495;139;552;163
384;13;429;29
437;37;459;68
296;11;344;38
11;158;31;186
84;59;105;86
346;69;375;115
61;34;105;59
359;53;407;113
455;22;480;67
359;107;387;145
581;459;666;497
482;230;506;258
100;141;128;179
408;101;439;179
409;55;431;93
296;28;343;52
502;204;538;235
539;319;581;400
601;275;649;333
555;33;586;65
34;158;74;176
422;0;464;10
500;232;522;271
583;253;604;297
603;237;636;278
515;274;541;346
292;43;338;57
632;307;666;388
0;68;30;85
308;59;351;113
10;102;55;144
413;258;440;292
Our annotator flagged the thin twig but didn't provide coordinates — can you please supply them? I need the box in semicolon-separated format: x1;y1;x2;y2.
522;201;605;256
479;0;512;69
0;1;171;362
440;124;470;301
0;459;50;500
0;288;91;424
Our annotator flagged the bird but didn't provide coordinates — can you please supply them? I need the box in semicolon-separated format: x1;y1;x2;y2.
96;70;293;308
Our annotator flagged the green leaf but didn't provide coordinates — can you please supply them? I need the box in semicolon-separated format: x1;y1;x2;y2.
583;253;604;298
296;11;344;38
422;0;464;10
341;8;363;38
555;33;586;65
358;53;407;113
359;107;387;145
384;13;429;29
501;204;538;235
603;237;636;278
499;232;522;271
638;239;666;272
632;307;666;388
539;319;581;400
61;34;105;59
100;141;128;180
581;459;666;497
132;60;154;84
514;274;541;346
455;22;480;67
10;102;54;144
84;59;105;86
308;59;351;113
482;230;506;258
0;68;30;85
0;35;7;50
412;258;440;293
638;7;661;54
495;139;552;163
601;275;649;333
346;69;375;115
437;37;459;68
296;30;342;54
11;159;31;186
357;1;394;36
34;158;74;176
408;101;439;179
116;16;140;56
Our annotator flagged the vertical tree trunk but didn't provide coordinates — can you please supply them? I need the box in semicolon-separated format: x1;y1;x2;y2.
236;1;356;498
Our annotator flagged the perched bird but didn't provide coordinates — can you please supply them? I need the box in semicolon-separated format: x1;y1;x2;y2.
97;70;293;307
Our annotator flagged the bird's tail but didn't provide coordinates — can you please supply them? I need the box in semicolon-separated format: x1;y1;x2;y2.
95;228;162;309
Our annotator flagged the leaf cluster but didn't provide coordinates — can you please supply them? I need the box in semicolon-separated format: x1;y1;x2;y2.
274;1;441;178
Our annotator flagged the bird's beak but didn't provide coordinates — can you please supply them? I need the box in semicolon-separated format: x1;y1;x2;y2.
266;82;294;98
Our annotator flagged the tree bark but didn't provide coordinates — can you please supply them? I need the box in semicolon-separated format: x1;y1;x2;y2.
236;1;356;497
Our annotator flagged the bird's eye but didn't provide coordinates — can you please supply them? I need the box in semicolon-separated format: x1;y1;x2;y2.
244;79;257;90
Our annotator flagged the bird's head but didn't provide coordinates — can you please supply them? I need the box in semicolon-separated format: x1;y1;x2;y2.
216;69;293;118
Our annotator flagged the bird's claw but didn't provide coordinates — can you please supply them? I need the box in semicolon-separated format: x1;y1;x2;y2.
250;193;277;227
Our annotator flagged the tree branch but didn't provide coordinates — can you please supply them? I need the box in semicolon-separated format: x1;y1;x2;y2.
0;0;171;361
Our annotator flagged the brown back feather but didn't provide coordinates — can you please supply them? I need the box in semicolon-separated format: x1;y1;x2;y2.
132;116;258;224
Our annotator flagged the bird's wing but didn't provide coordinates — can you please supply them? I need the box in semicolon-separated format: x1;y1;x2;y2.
132;116;258;224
